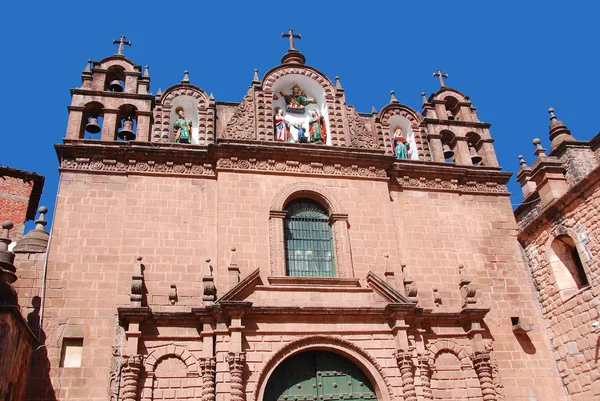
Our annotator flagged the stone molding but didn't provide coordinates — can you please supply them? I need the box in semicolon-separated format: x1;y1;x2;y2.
251;335;394;401
426;339;472;369
60;157;215;177
144;344;199;376
393;174;509;195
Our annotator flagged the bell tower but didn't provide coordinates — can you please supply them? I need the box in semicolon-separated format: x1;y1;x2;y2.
65;36;153;142
422;70;499;167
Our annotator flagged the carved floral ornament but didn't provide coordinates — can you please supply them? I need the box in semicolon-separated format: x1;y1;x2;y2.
60;157;214;176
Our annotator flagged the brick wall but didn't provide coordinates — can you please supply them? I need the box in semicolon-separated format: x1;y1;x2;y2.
0;175;35;239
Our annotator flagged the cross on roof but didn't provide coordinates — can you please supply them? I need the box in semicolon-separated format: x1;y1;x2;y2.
113;36;132;56
282;28;301;51
433;69;449;87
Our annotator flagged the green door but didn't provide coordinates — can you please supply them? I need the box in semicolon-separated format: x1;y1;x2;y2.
264;351;377;401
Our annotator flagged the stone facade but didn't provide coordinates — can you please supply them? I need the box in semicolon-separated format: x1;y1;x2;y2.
0;165;44;240
515;113;600;401
13;36;587;401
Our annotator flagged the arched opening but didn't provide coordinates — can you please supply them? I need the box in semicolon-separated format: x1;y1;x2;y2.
387;115;419;160
549;235;589;299
151;355;200;400
80;101;104;139
444;96;460;120
117;104;138;141
431;351;480;400
284;199;335;277
105;65;125;93
264;351;377;401
272;75;330;145
440;130;456;163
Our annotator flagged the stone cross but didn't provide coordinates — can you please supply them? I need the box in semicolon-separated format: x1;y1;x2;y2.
113;36;132;56
433;69;449;87
282;28;301;51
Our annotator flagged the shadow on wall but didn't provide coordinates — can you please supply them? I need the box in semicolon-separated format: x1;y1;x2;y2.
26;296;56;401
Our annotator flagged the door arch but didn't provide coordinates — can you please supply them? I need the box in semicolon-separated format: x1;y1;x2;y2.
264;351;377;401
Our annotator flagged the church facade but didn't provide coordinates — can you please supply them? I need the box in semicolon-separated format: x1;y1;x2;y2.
15;34;585;401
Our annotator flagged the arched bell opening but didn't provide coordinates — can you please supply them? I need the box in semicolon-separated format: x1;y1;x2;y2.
116;104;138;141
105;65;125;93
272;75;330;145
444;96;460;121
440;130;456;163
466;132;483;166
387;115;419;160
80;101;105;139
264;351;378;401
169;95;199;144
547;234;590;301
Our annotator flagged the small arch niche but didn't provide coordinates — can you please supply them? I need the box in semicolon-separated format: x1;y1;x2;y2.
116;104;138;141
272;74;330;145
466;132;484;166
105;65;125;93
440;130;456;163
549;235;589;300
387;115;418;160
169;96;199;144
444;96;460;120
80;101;104;139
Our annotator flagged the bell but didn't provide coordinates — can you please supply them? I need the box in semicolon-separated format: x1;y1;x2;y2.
85;116;101;134
469;145;483;165
117;118;136;141
109;79;124;92
442;144;454;159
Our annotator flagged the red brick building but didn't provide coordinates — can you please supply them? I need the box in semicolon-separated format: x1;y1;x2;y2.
17;35;597;401
0;165;44;240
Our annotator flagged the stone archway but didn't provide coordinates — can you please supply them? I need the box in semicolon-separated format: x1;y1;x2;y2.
264;351;377;401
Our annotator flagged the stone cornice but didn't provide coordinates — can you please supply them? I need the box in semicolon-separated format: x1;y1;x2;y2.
55;140;511;194
70;88;155;101
423;118;492;129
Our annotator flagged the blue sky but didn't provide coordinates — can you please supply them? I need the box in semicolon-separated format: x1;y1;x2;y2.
1;1;597;229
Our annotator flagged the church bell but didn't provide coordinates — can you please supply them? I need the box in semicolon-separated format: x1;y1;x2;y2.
117;118;136;141
85;116;101;134
469;144;483;165
109;79;124;92
442;144;454;159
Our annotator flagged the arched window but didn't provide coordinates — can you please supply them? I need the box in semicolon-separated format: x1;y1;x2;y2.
284;199;335;277
550;235;589;299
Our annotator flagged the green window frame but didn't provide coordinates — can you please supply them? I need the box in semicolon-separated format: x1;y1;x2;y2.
284;199;336;277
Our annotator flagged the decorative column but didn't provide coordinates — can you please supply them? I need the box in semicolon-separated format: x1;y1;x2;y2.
119;355;143;401
471;351;496;401
227;352;246;401
200;356;216;401
418;355;433;400
395;351;416;401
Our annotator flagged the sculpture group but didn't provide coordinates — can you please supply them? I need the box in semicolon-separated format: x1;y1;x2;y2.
274;84;327;144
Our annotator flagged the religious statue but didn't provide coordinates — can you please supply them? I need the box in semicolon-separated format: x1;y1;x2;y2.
309;110;327;144
274;107;291;141
293;122;308;143
279;84;315;114
173;106;192;144
393;128;410;159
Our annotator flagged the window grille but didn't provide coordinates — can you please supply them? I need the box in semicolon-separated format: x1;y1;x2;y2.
284;199;335;277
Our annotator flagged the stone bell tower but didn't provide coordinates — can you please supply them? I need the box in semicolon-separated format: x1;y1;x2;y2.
65;36;153;142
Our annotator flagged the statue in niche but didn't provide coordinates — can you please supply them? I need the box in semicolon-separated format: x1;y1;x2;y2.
274;107;291;141
309;110;327;144
173;106;192;144
279;84;315;114
393;127;410;159
293;122;308;143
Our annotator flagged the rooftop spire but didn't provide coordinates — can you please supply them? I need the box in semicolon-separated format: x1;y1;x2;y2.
335;76;343;90
548;107;575;150
253;68;259;83
532;138;547;158
112;35;132;56
390;90;398;104
181;70;190;84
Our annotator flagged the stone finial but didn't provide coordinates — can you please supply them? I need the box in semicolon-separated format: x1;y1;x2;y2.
130;256;144;307
169;285;177;305
390;90;399;103
156;88;162;98
371;106;378;115
35;206;48;231
401;263;418;302
13;207;50;253
228;247;240;289
421;92;428;104
0;221;13;251
383;254;394;286
518;155;528;168
335;76;343;90
0;220;18;304
209;93;214;101
143;66;149;78
548;107;575;150
532;138;547;158
182;70;190;84
203;258;216;305
459;264;477;308
253;68;259;83
83;59;92;73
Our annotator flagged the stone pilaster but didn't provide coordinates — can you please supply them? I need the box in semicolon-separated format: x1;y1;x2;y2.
119;355;142;401
418;355;433;400
200;356;216;401
471;351;496;401
395;350;416;401
227;352;246;401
